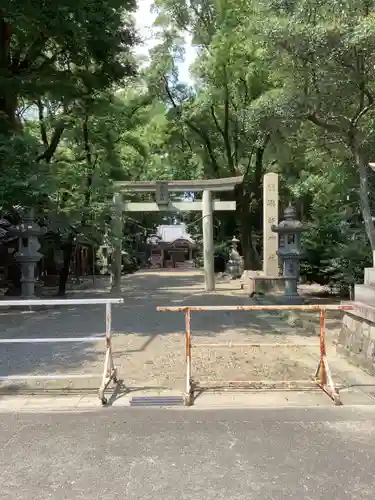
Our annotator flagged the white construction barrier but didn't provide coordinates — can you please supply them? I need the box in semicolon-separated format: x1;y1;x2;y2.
0;298;124;405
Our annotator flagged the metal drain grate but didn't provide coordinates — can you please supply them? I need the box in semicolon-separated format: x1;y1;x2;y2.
130;396;185;407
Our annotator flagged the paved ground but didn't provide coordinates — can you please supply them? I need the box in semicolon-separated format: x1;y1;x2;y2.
1;406;375;499
1;269;375;407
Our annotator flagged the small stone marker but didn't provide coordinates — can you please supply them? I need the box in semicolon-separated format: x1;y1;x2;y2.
263;173;279;276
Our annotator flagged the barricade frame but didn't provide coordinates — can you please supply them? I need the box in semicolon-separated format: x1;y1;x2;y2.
0;298;124;405
157;304;355;406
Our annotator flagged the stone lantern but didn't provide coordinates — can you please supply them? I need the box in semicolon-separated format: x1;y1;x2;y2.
10;210;47;298
97;232;111;275
271;205;307;300
227;236;243;279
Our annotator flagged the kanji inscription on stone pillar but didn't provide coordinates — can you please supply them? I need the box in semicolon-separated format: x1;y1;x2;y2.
263;172;279;276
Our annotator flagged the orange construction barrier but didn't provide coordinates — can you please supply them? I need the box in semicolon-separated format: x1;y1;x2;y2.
156;304;354;406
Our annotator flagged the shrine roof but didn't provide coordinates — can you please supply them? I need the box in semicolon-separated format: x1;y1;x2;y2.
156;224;195;244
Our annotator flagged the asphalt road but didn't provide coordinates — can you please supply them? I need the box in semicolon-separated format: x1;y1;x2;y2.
1;406;375;499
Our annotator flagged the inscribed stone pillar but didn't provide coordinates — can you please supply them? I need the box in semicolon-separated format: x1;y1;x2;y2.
111;193;123;293
202;189;215;292
263;173;279;276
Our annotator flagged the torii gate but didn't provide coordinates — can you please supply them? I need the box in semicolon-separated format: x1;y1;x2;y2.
112;176;243;292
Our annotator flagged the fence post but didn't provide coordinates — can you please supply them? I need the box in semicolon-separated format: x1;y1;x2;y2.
319;308;327;386
185;309;193;406
106;302;112;348
99;302;117;404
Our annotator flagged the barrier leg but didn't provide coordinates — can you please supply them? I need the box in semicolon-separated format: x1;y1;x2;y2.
99;303;118;405
184;309;194;406
315;309;341;405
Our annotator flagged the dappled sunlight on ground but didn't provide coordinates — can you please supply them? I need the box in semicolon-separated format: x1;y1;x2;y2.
0;268;373;398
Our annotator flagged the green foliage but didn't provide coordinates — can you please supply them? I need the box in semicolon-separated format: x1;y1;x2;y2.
2;0;375;293
301;216;372;295
0;0;146;292
0;132;44;208
1;0;137;121
0;0;140;214
194;240;231;271
213;240;231;271
252;0;375;248
121;250;139;274
145;0;375;282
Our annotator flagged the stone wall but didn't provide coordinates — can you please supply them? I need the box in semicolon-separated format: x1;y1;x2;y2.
338;302;375;375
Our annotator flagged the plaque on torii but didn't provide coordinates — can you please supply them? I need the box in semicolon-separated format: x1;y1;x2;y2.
155;181;169;207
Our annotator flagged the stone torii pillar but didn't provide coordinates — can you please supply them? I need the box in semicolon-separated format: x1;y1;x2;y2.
114;177;243;292
202;189;214;291
111;193;123;293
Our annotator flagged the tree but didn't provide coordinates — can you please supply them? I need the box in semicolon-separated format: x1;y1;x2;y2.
145;0;277;268
0;0;138;208
253;0;375;251
1;0;137;135
0;0;140;294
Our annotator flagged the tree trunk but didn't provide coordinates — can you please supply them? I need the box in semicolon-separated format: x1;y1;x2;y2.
57;237;74;296
4;259;21;296
236;143;265;270
236;186;261;270
355;147;375;252
0;14;18;134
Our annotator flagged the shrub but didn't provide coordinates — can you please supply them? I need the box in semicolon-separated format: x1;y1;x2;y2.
300;216;371;296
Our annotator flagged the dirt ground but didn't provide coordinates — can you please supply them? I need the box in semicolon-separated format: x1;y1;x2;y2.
0;269;370;398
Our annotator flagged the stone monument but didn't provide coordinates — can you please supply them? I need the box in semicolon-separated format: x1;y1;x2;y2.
10;210;46;298
241;172;280;295
263;172;279;276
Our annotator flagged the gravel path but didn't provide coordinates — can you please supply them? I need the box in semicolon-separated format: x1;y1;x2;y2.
0;270;352;395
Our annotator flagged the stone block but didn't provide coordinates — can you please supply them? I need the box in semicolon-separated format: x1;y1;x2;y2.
240;270;263;292
364;267;375;285
246;275;286;297
338;301;375;375
354;284;375;305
